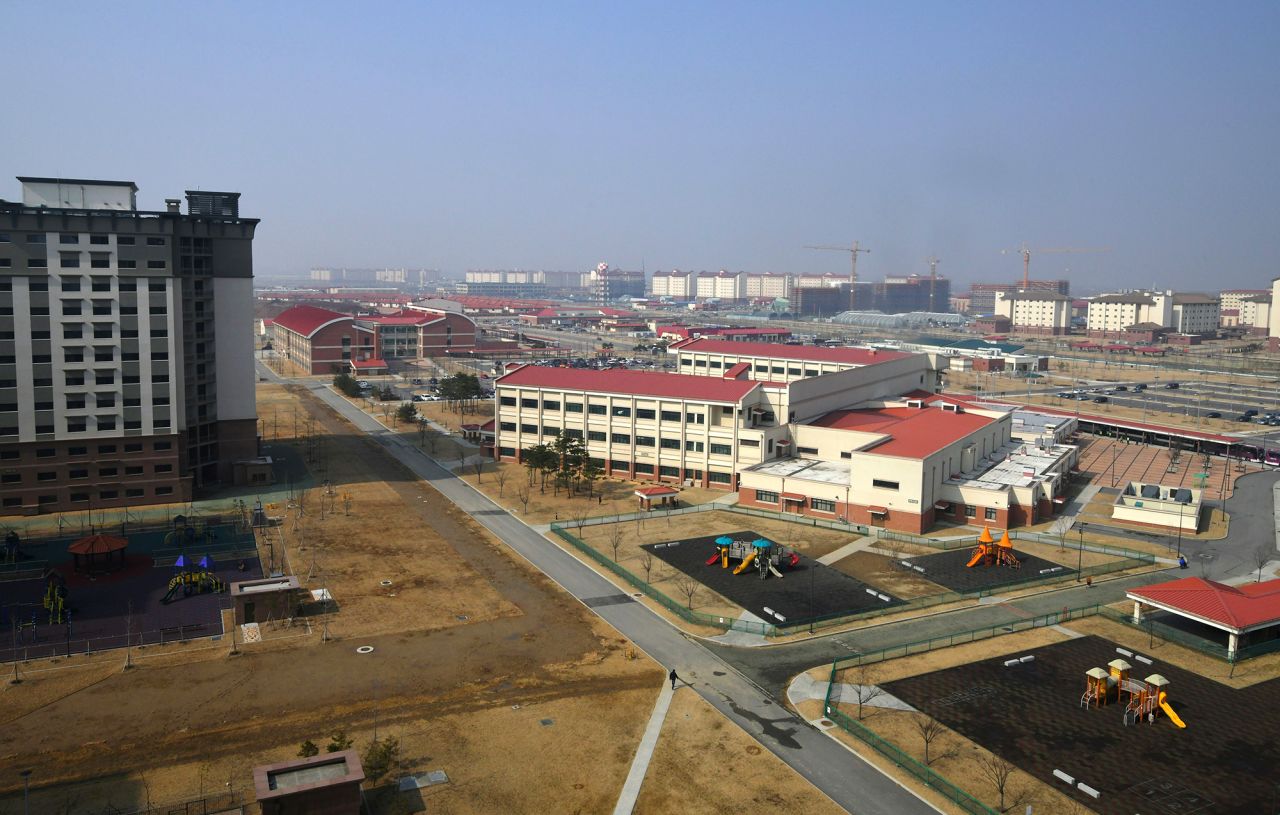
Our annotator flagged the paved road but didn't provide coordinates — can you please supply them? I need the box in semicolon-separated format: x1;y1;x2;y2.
265;365;937;815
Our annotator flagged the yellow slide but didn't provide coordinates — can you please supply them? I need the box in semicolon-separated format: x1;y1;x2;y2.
733;550;757;575
1158;692;1186;728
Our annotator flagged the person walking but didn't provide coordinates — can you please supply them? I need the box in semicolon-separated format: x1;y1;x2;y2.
1085;576;1093;589
668;668;679;690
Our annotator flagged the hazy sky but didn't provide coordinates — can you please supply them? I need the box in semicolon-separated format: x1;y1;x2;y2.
4;2;1279;293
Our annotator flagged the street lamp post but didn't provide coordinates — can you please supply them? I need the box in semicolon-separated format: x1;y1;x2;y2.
1176;501;1184;558
1077;522;1086;581
20;769;31;815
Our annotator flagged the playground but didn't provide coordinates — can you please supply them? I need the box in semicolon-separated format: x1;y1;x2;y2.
1;519;258;662
897;527;1078;594
643;530;904;625
878;635;1279;815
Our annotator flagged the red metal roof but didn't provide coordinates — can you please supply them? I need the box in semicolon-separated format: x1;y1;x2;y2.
809;406;996;459
635;486;679;497
350;358;388;370
358;309;439;326
271;305;351;337
1129;577;1280;632
672;338;910;365
496;365;759;402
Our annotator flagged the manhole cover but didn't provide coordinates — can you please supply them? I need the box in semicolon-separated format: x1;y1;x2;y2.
356;645;375;655
819;719;834;727
539;718;554;726
380;580;393;587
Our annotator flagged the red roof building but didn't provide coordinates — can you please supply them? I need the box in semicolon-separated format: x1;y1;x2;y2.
496;365;760;402
808;406;996;459
1128;577;1280;658
670;337;909;366
271;305;479;375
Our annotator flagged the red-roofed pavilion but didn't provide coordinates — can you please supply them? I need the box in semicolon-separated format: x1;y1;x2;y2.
1127;577;1280;659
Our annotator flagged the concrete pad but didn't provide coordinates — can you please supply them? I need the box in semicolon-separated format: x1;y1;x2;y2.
816;538;874;566
709;610;770;647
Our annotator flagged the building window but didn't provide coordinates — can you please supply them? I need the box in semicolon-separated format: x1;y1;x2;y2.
685;413;704;424
708;471;732;484
500;421;516;432
27;234;46;244
633;462;654;475
125;466;144;476
155;486;174;496
872;479;899;491
612;406;631;417
60;253;81;268
609;459;630;472
155;464;173;473
542;399;560;411
587;430;606;442
811;498;836;513
685;440;704;452
520;398;538;409
659;465;680;477
739;438;759;448
68;469;89;479
520;423;537;434
588;404;606;415
985;507;998;520
126;488;145;498
542;426;560;437
660;410;681;422
636;435;655;447
709;443;732;456
756;490;779;504
99;490;118;500
660;438;681;450
797;446;818;455
146;237;166;246
499;396;516;407
99;467;118;478
965;505;977;518
118;259;137;269
0;473;19;484
565;402;583;413
636;408;655;420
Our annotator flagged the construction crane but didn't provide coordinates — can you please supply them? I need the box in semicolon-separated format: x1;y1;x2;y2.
925;256;940;312
804;241;869;310
1000;243;1110;289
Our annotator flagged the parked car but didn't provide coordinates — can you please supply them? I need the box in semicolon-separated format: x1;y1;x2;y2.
1132;383;1146;391
1205;411;1221;419
1114;385;1128;392
1164;382;1180;389
1236;415;1254;422
1093;396;1109;403
1244;409;1259;416
357;380;371;390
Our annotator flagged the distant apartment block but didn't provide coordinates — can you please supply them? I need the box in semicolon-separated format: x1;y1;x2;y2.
1170;293;1220;336
694;271;745;302
968;280;1070;315
1233;293;1271;335
583;264;644;304
744;273;791;300
650;270;694;299
1086;291;1173;340
0;176;259;514
993;290;1072;335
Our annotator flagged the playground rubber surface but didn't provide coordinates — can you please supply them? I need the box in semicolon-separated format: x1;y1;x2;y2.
898;547;1074;594
882;635;1279;815
0;554;258;662
643;530;903;624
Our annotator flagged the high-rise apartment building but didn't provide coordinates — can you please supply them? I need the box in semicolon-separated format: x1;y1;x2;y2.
0;177;258;514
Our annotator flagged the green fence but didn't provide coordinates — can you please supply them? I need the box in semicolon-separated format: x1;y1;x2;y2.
817;604;1103;815
1095;605;1280;663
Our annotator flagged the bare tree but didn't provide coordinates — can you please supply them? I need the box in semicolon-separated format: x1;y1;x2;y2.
976;752;1017;811
852;663;885;720
571;509;590;534
608;524;626;563
1253;544;1271;582
471;458;485;483
673;575;699;609
494;466;510;497
639;551;655;584
424;426;441;454
912;714;947;766
456;448;468;473
515;485;531;514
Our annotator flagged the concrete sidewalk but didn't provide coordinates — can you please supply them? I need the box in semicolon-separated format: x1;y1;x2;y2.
611;682;675;815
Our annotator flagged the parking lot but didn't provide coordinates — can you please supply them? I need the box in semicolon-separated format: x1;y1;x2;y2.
1047;377;1280;426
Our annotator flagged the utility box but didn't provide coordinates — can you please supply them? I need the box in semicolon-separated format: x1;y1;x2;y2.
254;749;364;815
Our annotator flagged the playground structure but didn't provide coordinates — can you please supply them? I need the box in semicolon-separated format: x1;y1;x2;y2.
164;516;217;550
966;527;1020;569
1080;659;1186;728
43;570;69;624
705;535;801;580
162;554;227;604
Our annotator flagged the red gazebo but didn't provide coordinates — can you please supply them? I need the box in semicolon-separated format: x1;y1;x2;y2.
68;533;129;574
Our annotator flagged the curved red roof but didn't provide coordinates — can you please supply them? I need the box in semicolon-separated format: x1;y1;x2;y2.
272;305;351;338
496;365;759;402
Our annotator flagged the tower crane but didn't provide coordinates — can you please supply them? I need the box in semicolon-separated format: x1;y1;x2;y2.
1000;243;1110;289
804;241;869;310
925;256;940;312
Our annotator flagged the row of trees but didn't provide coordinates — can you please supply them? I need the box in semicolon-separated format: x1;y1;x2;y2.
522;430;603;497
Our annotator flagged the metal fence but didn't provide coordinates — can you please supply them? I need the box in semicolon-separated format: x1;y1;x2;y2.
1095;605;1280;663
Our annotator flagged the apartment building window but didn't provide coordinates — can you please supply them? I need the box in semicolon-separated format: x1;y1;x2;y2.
124;443;143;453
60;234;79;245
148;280;167;292
520;398;538;409
633;463;654;475
147;260;166;270
95;372;114;385
542;426;560;437
872;479;900;490
155;464;173;474
739;438;759;447
99;490;118;500
685;440;704;452
708;471;732;484
97;417;116;431
685;413;704;424
60;253;81;268
811;498;836;513
94;348;114;362
587;430;606;442
0;474;18;484
64;349;85;364
90;235;109;245
660;410;680;422
36;448;56;459
26;234;46;244
0;259;9;269
149;305;166;315
636;408;655;420
520;423;537;434
125;466;144;476
146;237;166;246
68;468;89;479
965;505;976;518
709;443;732;456
90;255;111;270
588;404;606;415
29;279;47;291
985;507;998;520
612;406;631;417
500;422;516;432
755;490;779;504
126;488;145;498
499;396;516;406
62;300;82;316
118;260;137;269
635;435;655;447
97;394;116;408
63;326;83;340
565;402;583;413
563;428;583;440
659;465;680;477
660;438;680;450
117;236;135;246
99;467;118;478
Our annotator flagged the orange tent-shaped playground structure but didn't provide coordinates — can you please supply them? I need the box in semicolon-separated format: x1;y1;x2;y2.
966;527;1020;569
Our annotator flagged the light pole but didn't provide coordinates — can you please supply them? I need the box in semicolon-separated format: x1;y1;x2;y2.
1076;522;1086;581
21;768;31;815
1176;501;1184;558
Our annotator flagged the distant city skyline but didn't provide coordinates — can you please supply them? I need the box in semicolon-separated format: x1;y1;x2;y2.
4;2;1278;294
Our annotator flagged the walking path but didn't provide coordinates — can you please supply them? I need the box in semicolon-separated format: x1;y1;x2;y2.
816;539;873;566
611;682;675;815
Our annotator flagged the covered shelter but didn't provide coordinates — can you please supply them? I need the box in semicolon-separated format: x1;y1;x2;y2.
67;533;128;574
635;485;679;511
1128;577;1280;660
